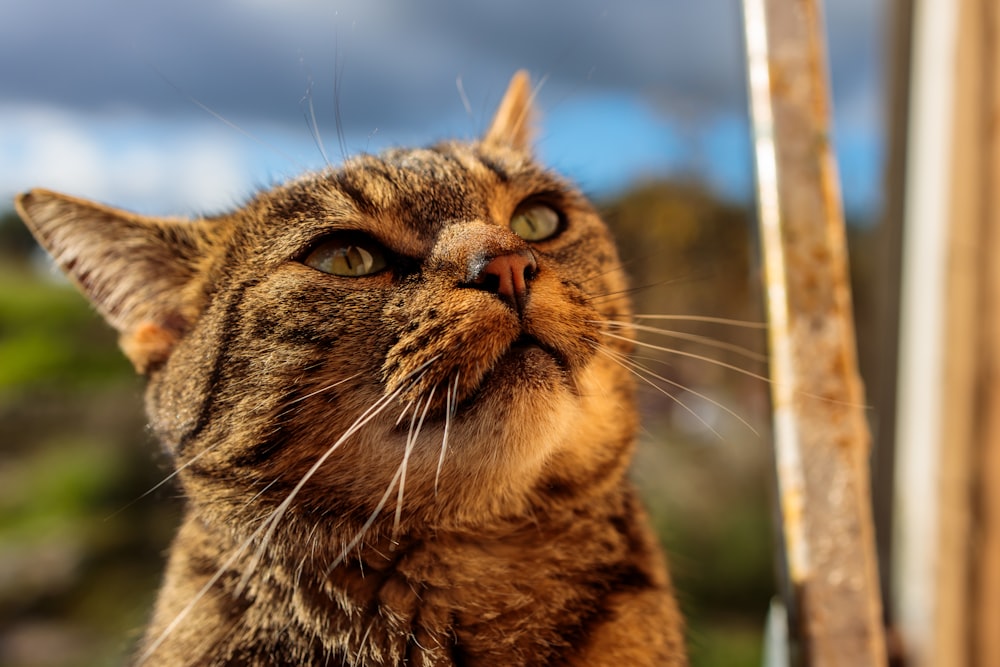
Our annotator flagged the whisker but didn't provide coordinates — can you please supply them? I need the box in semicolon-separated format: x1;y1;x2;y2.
111;369;361;522
575;263;632;287
237;359;440;595
239;385;408;592
395;385;436;534
585;267;720;297
145;60;304;171
355;619;377;664
626;351;685;369
283;372;363;409
103;444;214;521
633;314;767;329
586;285;661;305
245;479;283;512
326;458;406;575
299;60;331;167
395;400;416;427
605;346;759;436
435;373;459;495
604;329;868;410
456;75;473;118
598;346;725;441
600;320;767;363
331;29;349;162
137;523;265;664
601;330;773;385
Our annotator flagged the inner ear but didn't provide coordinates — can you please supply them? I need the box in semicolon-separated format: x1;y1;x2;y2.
483;70;535;152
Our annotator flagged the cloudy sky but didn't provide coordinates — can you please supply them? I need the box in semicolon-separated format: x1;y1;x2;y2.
0;0;885;218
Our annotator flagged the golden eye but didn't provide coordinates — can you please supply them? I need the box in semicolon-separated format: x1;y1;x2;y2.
303;236;388;277
510;204;560;242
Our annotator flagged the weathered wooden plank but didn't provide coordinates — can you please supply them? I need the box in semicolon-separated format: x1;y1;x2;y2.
742;0;888;664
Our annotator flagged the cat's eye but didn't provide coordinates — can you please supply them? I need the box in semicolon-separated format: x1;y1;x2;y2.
510;203;561;242
303;236;388;277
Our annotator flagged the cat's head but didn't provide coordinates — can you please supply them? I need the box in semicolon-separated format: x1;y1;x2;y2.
16;72;636;536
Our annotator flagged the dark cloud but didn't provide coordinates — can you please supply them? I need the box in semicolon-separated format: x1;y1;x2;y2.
0;0;882;134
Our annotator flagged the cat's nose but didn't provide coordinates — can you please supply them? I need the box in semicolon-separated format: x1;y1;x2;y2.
468;249;537;314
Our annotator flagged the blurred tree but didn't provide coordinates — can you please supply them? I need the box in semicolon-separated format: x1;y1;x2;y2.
0;209;38;265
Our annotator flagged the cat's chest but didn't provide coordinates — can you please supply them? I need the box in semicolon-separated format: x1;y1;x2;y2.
275;537;574;666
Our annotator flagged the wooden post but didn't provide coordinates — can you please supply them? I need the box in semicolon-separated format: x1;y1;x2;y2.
892;0;1000;665
742;0;888;664
947;6;1000;666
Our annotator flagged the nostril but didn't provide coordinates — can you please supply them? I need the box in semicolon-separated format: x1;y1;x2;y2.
523;257;538;282
467;249;537;312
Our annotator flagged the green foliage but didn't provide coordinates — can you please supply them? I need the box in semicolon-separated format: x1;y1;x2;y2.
0;235;174;665
689;622;764;667
0;272;132;391
0;436;122;542
0;208;38;260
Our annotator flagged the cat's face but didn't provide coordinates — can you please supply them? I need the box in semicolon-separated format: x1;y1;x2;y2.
15;73;636;538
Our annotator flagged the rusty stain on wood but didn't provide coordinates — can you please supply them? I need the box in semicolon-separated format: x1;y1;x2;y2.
742;0;888;664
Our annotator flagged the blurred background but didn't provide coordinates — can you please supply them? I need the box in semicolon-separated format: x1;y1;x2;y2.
0;1;888;665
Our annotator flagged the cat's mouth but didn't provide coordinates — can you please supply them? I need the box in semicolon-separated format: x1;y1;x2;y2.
505;334;569;369
386;330;575;424
447;332;573;410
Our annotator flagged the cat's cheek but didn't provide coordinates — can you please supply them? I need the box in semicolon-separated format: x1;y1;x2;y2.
143;327;222;455
532;357;639;501
520;277;602;371
575;354;638;443
439;387;584;518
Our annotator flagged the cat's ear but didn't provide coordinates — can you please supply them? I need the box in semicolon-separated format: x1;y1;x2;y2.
483;70;535;152
15;189;211;374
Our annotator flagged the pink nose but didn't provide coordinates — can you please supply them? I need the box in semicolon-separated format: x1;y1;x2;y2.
471;249;537;313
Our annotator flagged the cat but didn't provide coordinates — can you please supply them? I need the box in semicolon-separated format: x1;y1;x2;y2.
15;71;687;666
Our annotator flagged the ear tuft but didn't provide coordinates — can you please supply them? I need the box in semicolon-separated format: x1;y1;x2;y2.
483;70;535;152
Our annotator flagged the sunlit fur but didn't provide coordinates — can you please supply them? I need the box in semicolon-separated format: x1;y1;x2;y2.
15;72;687;666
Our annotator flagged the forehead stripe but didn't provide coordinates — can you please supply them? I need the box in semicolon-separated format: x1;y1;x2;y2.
334;172;378;217
475;152;512;183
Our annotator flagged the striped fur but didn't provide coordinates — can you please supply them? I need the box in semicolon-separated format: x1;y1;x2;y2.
15;72;687;665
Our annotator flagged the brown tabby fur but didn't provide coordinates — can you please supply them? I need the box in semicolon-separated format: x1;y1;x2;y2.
15;72;687;665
